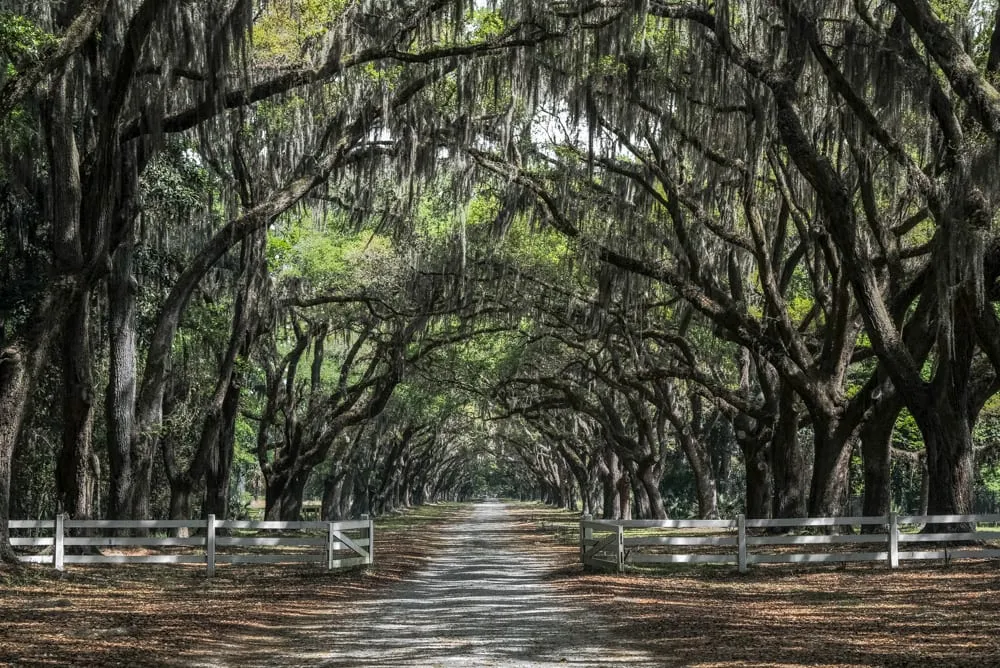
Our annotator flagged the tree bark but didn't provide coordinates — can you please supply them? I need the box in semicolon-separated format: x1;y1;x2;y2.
106;240;137;519
910;297;978;530
56;292;95;519
637;459;668;519
557;443;593;515
860;398;901;523
203;378;241;519
339;475;355;519
675;430;719;519
617;464;632;520
807;417;855;518
919;456;929;516
265;469;310;521
130;71;448;515
130;425;158;520
601;457;620;519
740;439;772;519
771;384;808;518
671;428;718;518
0;350;28;562
0;279;78;560
922;401;975;526
168;479;195;521
321;473;345;520
663;388;719;518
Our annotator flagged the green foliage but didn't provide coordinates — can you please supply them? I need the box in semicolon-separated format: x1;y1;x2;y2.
17;0;1000;526
179;296;233;348
0;12;54;78
0;13;52;149
268;215;399;293
893;408;923;452
470;9;505;43
0;104;34;161
975;394;1000;499
415;188;472;239
362;62;403;87
981;466;1000;498
393;380;460;423
140;142;215;213
645;14;682;54
231;414;263;516
253;0;348;63
433;329;527;388
930;0;973;23
592;55;627;77
497;217;572;278
253;95;308;136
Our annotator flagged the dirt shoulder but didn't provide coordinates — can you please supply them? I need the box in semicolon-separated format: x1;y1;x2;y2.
0;504;453;667
508;503;1000;668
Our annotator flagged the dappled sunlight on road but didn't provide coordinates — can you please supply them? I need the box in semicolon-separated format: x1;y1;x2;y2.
285;503;657;667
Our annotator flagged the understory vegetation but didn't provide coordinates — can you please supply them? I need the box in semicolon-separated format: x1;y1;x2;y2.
6;0;1000;561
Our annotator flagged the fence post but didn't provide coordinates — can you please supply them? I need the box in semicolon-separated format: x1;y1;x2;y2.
616;524;625;574
206;514;216;578
364;514;374;565
53;513;65;572
327;522;335;570
888;512;898;569
737;514;747;574
579;514;592;567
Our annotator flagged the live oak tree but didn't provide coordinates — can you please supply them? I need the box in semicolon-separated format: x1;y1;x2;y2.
463;0;1000;524
0;0;562;558
7;0;1000;560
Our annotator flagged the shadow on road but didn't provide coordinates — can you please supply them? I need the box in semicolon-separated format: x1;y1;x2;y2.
289;502;657;667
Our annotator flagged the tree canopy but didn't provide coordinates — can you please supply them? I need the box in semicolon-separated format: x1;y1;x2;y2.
5;0;1000;559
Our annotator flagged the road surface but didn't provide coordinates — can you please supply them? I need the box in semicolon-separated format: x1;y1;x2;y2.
300;502;658;667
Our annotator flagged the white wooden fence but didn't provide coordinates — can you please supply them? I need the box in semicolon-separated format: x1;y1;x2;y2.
10;514;374;577
580;513;1000;573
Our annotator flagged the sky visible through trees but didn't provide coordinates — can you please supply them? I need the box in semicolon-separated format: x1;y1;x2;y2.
4;0;1000;559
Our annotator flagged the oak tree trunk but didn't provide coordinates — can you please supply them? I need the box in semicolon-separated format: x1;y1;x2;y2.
860;398;901;524
106;240;137;519
617;466;632;520
922;402;975;530
771;385;808;518
740;440;772;519
0;351;27;562
265;469;310;521
203;379;241;519
637;459;668;519
56;292;95;519
807;418;854;518
0;284;75;561
599;448;620;519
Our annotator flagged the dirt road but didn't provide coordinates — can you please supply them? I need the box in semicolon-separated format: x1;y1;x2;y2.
292;502;657;667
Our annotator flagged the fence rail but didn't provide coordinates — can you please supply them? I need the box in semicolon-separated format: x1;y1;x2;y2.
579;513;1000;573
10;514;374;576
